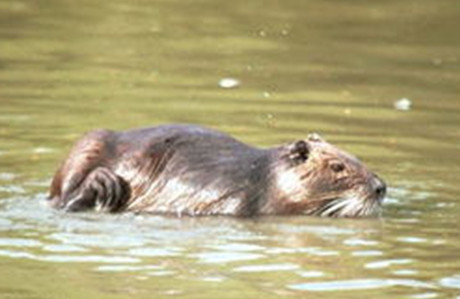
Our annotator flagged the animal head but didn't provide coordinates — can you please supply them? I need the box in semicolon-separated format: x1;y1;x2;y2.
275;134;386;217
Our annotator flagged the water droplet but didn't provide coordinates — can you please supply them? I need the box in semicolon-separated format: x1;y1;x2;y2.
218;78;240;89
394;98;412;111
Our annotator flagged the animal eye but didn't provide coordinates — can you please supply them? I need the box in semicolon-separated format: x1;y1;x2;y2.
330;162;345;173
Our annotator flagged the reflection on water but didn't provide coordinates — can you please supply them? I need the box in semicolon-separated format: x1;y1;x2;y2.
288;278;437;292
1;0;460;298
1;188;459;298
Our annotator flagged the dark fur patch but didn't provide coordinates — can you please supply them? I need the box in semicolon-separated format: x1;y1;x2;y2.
289;140;310;164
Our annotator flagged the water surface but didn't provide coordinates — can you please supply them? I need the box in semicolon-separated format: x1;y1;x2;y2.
1;0;460;298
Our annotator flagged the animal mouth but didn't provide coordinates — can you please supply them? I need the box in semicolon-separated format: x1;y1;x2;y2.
311;196;381;218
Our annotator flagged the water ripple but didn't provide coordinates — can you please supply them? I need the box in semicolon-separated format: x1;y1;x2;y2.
95;265;164;272
0;238;42;247
48;232;147;248
0;249;140;264
288;278;436;292
438;275;460;289
233;263;299;273
192;252;265;264
128;247;183;257
365;258;414;269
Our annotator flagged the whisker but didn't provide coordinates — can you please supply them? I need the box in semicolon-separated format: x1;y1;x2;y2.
321;198;352;217
313;193;380;218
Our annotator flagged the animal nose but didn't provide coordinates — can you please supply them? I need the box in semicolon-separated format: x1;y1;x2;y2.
372;175;387;200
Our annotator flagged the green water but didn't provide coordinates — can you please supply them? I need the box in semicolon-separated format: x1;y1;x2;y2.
1;0;460;298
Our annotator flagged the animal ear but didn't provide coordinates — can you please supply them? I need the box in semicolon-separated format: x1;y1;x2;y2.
307;133;325;142
289;140;310;163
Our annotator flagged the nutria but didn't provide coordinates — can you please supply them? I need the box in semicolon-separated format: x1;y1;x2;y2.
48;124;386;217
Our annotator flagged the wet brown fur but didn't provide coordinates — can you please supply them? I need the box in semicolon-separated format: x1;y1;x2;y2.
49;124;386;217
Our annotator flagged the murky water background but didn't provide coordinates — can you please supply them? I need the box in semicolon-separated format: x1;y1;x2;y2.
1;0;460;298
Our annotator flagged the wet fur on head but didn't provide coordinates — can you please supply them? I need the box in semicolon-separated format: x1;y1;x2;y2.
271;135;385;217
